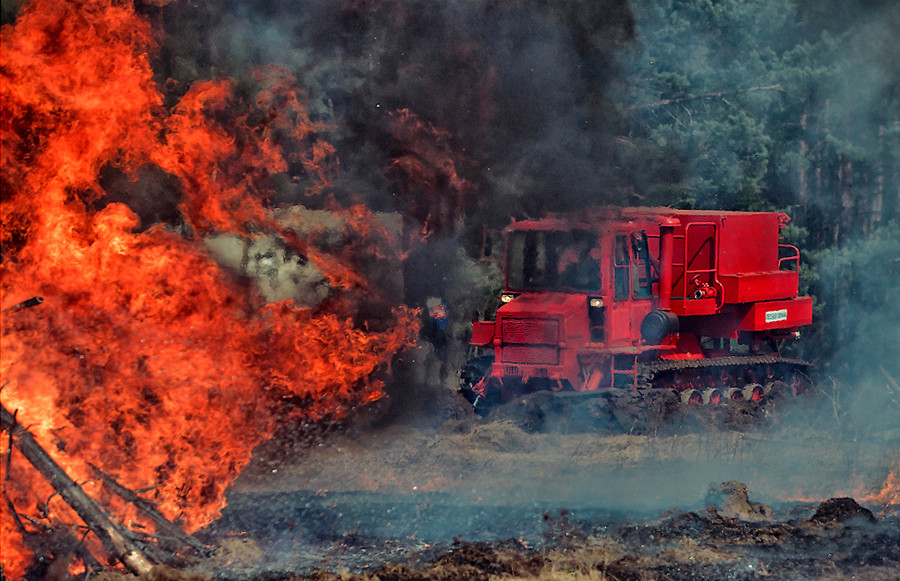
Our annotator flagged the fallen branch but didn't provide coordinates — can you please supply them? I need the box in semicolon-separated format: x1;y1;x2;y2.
630;84;784;111
88;462;211;556
4;403;15;480
3;492;29;536
1;403;155;576
7;504;105;573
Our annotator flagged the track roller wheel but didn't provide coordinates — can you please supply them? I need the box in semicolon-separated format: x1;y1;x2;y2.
702;387;722;405
722;387;744;401
742;383;764;401
681;389;703;404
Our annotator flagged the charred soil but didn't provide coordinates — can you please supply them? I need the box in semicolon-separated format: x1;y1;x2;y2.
29;369;898;580
180;376;900;581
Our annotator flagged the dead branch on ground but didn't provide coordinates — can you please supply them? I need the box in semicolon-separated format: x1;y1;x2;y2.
88;462;211;556
1;403;155;575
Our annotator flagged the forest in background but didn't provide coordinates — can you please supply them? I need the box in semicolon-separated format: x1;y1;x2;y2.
621;0;899;392
2;0;897;390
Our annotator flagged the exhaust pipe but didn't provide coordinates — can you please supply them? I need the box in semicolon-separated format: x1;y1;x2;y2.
658;217;679;311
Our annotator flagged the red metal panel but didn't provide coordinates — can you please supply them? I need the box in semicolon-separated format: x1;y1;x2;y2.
739;296;813;331
717;213;779;274
670;297;718;316
668;217;718;302
470;321;495;346
683;222;716;276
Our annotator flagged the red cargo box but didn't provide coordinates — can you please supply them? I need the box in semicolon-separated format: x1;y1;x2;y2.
720;270;799;303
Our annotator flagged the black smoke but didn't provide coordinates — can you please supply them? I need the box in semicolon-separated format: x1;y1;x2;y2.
145;0;635;231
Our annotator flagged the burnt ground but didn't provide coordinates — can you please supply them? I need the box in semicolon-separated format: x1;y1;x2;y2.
36;349;896;580
173;354;900;581
193;488;900;581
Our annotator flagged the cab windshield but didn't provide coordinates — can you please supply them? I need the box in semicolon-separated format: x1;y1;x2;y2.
507;229;602;291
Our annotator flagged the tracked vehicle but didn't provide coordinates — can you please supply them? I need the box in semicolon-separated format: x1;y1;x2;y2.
462;207;814;412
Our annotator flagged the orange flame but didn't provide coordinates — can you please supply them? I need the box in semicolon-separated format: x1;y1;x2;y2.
860;472;900;510
778;470;900;517
385;108;475;237
1;0;417;574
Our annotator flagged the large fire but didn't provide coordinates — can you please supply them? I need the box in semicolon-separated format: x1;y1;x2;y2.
1;0;417;576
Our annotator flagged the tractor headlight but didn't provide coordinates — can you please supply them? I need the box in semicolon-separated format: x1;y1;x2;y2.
589;297;604;308
500;293;517;303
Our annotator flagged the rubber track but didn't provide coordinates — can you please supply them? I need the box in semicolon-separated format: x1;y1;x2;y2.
637;355;812;389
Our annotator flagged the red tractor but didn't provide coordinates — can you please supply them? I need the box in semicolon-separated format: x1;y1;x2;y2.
462;207;814;411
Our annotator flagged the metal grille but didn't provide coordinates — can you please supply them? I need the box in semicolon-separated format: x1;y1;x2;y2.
499;318;559;365
500;318;558;345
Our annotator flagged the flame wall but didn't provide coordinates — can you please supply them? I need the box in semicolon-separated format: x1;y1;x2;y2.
1;0;418;576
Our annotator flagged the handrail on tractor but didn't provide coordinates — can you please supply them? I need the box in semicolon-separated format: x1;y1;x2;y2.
778;244;800;271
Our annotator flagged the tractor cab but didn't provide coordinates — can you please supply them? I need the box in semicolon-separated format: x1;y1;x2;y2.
470;212;665;397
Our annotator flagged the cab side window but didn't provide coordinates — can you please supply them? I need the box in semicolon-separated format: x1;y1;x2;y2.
631;231;653;299
614;235;630;299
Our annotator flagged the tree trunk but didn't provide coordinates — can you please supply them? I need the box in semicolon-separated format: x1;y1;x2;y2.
1;404;156;576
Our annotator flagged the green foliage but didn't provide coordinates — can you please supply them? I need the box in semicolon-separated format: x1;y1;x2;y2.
623;0;899;227
805;222;900;381
623;0;899;375
647;110;772;209
624;0;796;210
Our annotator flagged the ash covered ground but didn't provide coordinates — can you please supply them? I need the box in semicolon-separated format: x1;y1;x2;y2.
182;345;900;581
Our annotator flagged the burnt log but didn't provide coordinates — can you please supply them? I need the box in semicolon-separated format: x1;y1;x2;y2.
88;462;211;556
1;403;155;575
2;295;44;313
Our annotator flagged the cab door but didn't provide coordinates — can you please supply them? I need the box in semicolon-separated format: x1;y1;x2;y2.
606;232;654;347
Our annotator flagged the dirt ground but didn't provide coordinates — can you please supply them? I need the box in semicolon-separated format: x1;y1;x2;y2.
196;353;900;581
236;362;899;510
57;349;900;580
